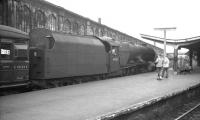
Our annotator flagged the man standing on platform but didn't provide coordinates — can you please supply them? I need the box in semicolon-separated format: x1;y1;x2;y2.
162;55;170;78
155;54;163;80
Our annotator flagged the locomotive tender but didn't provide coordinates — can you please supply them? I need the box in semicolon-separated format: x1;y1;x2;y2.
0;25;156;88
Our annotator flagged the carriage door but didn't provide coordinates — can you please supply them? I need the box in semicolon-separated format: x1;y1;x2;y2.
109;46;120;73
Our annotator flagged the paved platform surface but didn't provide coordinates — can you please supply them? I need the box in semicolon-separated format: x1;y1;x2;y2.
0;70;200;120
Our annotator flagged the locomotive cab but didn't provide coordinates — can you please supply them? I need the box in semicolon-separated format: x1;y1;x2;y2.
108;44;120;73
98;37;120;73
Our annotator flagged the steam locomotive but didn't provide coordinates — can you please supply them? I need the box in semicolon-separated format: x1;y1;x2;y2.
0;25;156;88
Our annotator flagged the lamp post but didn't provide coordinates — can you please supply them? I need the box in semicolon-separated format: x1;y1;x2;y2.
154;27;176;57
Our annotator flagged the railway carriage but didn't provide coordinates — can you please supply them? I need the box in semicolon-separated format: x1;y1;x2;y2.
0;25;29;88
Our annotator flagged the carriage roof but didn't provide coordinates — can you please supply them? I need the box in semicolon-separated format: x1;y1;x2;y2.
0;25;29;39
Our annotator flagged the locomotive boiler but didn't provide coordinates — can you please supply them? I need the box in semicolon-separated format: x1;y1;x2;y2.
119;42;156;75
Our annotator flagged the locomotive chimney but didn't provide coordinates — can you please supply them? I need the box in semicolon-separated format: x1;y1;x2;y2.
98;18;101;24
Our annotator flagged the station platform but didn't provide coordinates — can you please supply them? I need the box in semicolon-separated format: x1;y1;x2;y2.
0;69;200;120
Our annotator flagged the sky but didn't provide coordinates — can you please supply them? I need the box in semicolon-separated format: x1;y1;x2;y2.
45;0;200;53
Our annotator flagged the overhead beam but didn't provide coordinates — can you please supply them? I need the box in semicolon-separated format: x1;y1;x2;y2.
154;27;176;57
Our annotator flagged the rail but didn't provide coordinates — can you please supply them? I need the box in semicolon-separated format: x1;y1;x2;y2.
174;103;200;120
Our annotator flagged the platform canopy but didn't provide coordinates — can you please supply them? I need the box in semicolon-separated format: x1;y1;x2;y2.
140;34;200;51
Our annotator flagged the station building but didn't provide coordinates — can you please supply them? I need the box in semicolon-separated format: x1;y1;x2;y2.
0;0;163;54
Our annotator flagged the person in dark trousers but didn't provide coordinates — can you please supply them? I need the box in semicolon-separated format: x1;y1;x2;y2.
162;55;170;78
155;54;163;80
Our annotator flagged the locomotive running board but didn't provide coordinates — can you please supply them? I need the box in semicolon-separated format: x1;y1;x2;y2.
0;83;29;89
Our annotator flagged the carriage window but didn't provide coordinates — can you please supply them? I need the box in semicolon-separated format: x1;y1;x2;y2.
14;44;28;60
0;43;12;59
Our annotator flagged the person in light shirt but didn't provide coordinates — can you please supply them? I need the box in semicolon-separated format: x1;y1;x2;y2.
162;55;170;78
155;54;163;80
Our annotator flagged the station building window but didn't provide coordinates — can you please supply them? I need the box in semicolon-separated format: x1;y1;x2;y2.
16;5;32;33
48;14;56;31
63;19;71;33
100;30;104;36
58;16;64;31
72;22;79;35
79;25;85;35
22;5;31;33
34;10;46;28
0;0;3;24
95;28;99;36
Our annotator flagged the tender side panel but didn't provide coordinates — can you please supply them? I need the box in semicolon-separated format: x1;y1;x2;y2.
44;34;108;79
29;28;108;79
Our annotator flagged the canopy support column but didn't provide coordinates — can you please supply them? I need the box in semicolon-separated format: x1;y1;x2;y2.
173;48;178;72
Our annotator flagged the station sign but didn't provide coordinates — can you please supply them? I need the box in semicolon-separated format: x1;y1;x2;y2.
1;49;10;55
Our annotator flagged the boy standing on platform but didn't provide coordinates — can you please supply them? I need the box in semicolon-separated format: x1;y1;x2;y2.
155;54;163;80
162;56;170;78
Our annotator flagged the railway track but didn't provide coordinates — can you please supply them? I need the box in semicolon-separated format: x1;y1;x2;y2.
174;103;200;120
107;85;200;120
